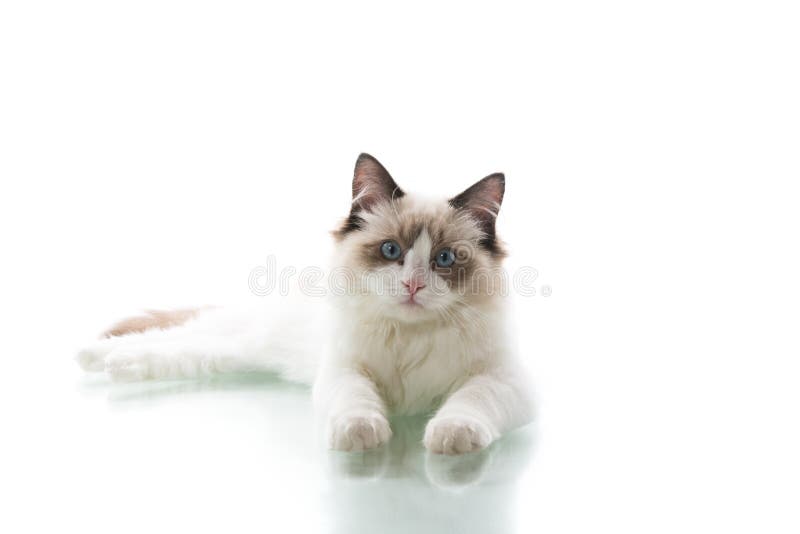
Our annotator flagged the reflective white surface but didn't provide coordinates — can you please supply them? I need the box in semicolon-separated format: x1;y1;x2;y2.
4;337;798;534
9;365;538;534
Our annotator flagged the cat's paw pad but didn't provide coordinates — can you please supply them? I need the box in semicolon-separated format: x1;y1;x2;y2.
424;416;493;455
328;413;392;452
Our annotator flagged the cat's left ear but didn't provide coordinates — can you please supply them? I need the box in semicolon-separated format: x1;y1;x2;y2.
449;173;505;252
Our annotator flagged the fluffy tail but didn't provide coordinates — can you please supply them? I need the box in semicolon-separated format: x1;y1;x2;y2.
101;308;207;338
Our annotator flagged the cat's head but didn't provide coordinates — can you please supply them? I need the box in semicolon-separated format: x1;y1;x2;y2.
331;154;507;323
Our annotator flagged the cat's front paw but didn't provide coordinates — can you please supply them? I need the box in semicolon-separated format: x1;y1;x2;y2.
327;412;392;452
424;416;493;455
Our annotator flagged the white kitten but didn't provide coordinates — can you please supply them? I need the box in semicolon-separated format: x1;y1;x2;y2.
77;154;534;455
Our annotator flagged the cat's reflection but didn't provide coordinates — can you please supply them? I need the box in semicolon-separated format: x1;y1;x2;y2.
323;416;536;534
81;375;536;533
77;372;305;404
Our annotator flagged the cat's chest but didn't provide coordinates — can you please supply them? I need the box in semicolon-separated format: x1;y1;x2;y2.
357;326;474;414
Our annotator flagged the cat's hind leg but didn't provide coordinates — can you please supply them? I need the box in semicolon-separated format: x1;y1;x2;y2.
76;308;206;372
103;335;265;382
77;331;166;372
77;303;321;384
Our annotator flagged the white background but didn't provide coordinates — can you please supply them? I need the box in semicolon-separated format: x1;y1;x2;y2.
1;1;798;533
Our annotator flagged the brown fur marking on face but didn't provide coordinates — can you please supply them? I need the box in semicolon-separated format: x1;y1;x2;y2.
333;212;366;239
101;308;205;338
341;196;505;295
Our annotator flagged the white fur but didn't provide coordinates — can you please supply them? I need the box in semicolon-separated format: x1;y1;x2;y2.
77;194;534;454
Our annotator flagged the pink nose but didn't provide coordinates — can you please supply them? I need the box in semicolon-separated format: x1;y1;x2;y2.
402;279;426;296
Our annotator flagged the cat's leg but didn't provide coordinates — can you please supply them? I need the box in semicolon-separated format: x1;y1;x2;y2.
76;308;210;373
313;367;392;452
77;336;131;372
424;369;533;455
76;328;178;373
77;303;321;383
102;334;266;382
77;319;269;382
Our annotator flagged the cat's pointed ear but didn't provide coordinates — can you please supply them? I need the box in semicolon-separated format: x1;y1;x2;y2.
352;153;404;212
449;173;506;254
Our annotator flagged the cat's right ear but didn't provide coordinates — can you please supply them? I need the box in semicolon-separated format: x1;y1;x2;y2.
351;153;404;212
334;154;404;239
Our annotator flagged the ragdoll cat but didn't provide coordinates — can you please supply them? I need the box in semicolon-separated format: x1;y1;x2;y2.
77;154;534;454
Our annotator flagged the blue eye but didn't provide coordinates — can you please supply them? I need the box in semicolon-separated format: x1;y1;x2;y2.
380;240;402;260
435;248;455;268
